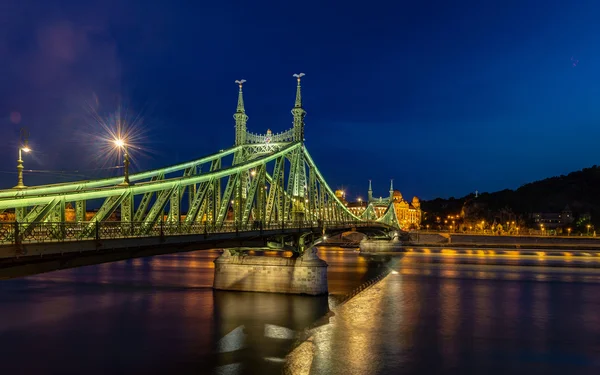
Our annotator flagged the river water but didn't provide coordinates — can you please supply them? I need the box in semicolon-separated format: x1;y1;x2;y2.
1;248;599;374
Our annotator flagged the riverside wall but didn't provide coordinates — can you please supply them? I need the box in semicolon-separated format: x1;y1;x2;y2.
408;232;600;248
213;248;328;295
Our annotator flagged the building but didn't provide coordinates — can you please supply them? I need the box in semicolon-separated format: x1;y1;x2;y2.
346;180;422;229
531;205;574;229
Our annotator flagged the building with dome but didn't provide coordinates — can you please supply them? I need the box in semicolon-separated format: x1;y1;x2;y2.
346;180;422;229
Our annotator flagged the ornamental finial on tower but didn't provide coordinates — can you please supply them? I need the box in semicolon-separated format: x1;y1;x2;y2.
291;73;306;142
234;79;246;113
233;79;248;146
292;73;305;108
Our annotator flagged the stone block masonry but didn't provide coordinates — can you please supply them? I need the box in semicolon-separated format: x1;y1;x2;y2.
359;238;403;253
213;247;328;295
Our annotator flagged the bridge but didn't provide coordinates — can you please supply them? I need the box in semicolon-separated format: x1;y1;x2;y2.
0;75;401;284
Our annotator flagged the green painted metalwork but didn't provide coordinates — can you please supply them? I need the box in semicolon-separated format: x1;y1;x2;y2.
184;178;211;225
121;193;134;222
76;200;86;222
241;165;264;224
377;202;401;228
167;187;181;224
360;203;379;221
0;76;401;248
0;146;239;200
133;173;164;222
142;186;175;230
234;80;248;147
216;173;239;226
264;156;284;223
292;73;306;142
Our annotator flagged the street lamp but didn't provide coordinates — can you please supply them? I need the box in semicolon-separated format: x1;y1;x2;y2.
587;224;591;235
113;138;130;186
14;142;32;189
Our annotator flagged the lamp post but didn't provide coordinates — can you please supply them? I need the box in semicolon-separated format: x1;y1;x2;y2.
114;139;130;186
14;143;31;189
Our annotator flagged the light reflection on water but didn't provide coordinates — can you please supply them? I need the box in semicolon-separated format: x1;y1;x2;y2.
0;247;376;374
1;248;600;374
305;251;600;374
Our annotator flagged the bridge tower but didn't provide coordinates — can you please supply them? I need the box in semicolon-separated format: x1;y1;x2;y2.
291;74;307;222
291;73;306;142
368;180;373;203
389;179;394;201
233;80;249;225
233;79;248;146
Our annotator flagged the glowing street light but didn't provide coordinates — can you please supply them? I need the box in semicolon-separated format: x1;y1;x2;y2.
14;142;32;189
113;138;130;185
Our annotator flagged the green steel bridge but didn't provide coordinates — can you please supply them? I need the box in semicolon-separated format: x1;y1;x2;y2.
0;75;401;278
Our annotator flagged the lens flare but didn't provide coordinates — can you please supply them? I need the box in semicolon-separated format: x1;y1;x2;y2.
82;101;153;178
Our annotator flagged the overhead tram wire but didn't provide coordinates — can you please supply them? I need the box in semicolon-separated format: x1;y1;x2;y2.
0;165;125;180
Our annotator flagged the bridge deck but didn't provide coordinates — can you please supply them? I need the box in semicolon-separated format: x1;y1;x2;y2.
0;221;391;279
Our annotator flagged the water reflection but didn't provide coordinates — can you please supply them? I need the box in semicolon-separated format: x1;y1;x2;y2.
211;291;329;373
302;251;600;374
0;248;385;375
3;247;600;374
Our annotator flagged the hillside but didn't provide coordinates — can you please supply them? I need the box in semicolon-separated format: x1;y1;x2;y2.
421;165;600;228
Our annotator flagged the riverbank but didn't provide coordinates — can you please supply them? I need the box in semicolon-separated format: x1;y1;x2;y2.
408;232;600;250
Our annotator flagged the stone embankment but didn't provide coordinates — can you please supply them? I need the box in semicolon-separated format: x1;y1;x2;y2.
408;232;600;249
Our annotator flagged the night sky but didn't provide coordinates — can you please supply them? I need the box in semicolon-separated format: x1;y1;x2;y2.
1;0;599;200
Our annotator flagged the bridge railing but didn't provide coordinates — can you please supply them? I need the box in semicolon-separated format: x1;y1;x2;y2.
0;220;384;246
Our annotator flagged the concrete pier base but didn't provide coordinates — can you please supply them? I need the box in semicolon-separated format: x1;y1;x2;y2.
213;247;328;295
359;238;403;253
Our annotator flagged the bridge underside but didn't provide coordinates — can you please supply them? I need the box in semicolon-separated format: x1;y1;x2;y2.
0;227;317;279
0;79;400;280
0;222;394;279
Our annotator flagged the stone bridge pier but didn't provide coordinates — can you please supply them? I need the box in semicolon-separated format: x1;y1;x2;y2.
212;245;328;295
213;230;329;295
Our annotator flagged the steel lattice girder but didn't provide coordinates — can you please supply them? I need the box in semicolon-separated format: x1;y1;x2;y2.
0;143;300;210
0;142;366;227
0;145;242;200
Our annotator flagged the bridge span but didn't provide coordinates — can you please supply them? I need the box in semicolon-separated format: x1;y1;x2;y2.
0;220;393;279
0;75;401;289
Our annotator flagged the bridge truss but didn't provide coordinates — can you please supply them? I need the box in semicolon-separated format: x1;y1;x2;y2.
0;75;398;246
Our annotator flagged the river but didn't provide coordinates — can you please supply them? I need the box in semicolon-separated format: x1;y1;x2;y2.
1;248;599;374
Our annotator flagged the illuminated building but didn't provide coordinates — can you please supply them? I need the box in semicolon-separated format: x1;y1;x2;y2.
531;205;574;229
347;180;422;229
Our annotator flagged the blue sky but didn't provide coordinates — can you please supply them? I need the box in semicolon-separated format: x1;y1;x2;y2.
1;0;600;200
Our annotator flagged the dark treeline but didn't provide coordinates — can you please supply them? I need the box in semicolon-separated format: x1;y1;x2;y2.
421;165;600;230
